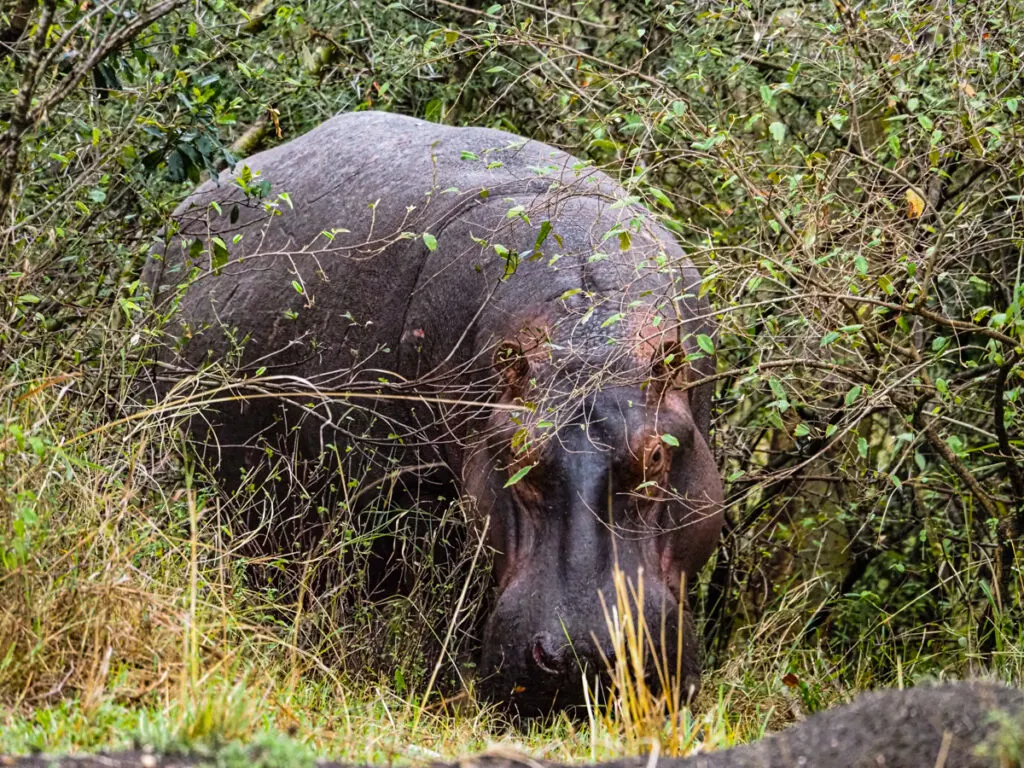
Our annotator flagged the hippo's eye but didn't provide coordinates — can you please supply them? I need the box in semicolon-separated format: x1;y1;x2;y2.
646;443;669;476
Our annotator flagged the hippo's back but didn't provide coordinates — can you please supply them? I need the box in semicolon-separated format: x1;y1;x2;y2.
143;111;619;382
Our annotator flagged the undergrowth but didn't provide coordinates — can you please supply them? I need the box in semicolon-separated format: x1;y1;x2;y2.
1;364;1019;760
3;0;1024;762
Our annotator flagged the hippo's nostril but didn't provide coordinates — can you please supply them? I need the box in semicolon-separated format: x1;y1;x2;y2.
530;632;566;676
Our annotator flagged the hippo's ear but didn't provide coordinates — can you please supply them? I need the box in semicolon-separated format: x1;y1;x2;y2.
493;341;530;397
651;341;689;388
651;340;712;437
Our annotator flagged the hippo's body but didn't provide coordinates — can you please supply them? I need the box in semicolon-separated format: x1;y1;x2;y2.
144;111;724;714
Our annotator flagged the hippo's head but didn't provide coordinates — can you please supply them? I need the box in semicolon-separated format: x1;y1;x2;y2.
462;327;724;717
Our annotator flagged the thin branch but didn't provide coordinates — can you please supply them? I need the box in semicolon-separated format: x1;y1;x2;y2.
0;0;55;218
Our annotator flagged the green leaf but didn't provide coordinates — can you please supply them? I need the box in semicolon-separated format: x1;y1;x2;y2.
118;298;141;318
503;464;534;488
661;434;680;447
291;280;303;294
844;385;862;406
697;334;715;354
423;232;438;251
794;423;810;437
211;237;229;276
506;205;529;223
691;134;724;151
601;312;625;328
857;437;868;458
820;331;840;347
424;98;444;123
769;377;786;401
535;220;552;250
648;187;675;210
769;121;786;144
511;427;529;454
28;436;45;458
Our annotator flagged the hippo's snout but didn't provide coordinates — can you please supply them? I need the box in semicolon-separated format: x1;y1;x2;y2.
477;564;685;717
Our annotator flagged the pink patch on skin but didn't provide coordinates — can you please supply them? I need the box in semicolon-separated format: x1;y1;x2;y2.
412;328;425;338
634;312;675;359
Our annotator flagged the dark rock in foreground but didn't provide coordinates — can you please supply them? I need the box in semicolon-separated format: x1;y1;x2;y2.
5;682;1023;768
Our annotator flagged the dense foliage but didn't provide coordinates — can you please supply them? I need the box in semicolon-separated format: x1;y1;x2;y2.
1;0;1022;732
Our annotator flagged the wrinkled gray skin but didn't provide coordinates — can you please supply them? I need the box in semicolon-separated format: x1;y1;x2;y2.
8;683;1023;767
143;112;725;715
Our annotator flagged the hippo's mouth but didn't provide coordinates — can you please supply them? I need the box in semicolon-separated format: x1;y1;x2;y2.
490;667;666;720
480;645;656;719
502;680;597;719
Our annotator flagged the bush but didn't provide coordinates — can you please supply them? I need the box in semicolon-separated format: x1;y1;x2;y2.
1;0;1022;721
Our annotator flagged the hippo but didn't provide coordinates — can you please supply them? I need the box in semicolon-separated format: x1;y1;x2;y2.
142;111;725;716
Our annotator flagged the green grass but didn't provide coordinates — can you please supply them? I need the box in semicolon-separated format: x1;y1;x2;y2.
0;670;769;763
2;364;1021;765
